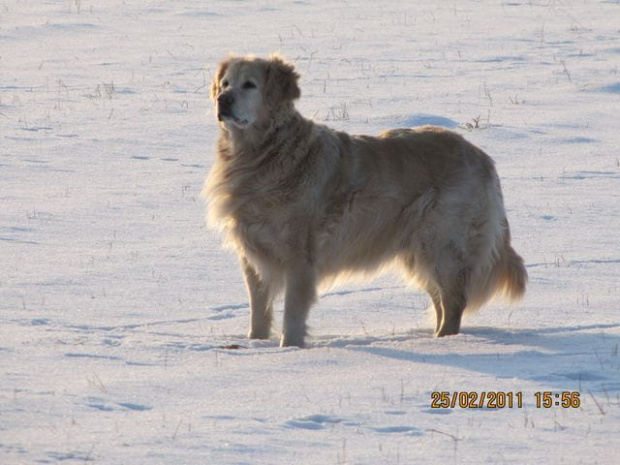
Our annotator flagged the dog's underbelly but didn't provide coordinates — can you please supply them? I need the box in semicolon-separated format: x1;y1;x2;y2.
314;197;412;277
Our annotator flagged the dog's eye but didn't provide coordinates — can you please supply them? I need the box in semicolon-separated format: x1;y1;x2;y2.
221;80;229;88
242;81;257;90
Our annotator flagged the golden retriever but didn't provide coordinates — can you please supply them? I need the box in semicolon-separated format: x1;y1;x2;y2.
204;54;527;347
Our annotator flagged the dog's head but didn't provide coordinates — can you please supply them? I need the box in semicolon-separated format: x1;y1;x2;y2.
211;54;300;130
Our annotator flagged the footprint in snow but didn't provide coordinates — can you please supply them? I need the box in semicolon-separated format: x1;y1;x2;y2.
285;415;343;430
422;407;453;415
86;397;152;412
372;425;422;436
117;402;153;411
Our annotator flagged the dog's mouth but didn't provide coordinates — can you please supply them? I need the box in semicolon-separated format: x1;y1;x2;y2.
217;109;250;129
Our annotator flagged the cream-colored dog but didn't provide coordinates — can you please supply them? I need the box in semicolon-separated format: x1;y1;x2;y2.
204;54;527;347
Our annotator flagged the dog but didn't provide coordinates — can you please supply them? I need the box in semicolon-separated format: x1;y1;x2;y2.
204;54;527;347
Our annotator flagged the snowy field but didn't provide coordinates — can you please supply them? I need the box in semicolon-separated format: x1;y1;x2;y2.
2;0;620;463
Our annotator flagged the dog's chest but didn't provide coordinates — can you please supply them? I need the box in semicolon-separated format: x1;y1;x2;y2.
231;196;302;260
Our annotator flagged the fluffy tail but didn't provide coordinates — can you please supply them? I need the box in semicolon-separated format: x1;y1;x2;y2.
495;242;528;302
466;229;527;313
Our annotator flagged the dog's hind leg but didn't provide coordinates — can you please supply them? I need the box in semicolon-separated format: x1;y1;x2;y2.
427;287;443;335
400;254;445;335
434;268;469;337
242;258;277;340
280;262;317;348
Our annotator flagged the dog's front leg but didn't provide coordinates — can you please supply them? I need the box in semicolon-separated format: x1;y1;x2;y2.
280;262;317;348
241;258;275;340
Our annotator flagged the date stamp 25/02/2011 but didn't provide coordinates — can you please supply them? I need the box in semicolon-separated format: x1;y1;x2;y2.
430;391;581;409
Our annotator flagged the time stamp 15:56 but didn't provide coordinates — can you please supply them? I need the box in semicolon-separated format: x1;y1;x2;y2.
430;391;581;409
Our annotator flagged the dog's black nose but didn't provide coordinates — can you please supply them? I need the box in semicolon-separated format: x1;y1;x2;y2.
217;92;234;109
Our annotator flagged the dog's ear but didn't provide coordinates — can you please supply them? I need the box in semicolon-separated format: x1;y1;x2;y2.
210;58;231;101
265;54;301;105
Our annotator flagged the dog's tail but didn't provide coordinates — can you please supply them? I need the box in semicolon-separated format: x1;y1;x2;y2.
466;223;527;313
495;237;528;303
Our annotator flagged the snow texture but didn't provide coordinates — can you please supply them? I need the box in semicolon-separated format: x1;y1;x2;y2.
1;0;619;463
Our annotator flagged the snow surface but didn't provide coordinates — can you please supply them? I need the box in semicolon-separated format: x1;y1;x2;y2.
2;0;620;463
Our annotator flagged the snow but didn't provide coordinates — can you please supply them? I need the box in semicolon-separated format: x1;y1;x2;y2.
1;0;619;463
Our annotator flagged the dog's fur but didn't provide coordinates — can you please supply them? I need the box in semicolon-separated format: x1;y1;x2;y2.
204;54;527;347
